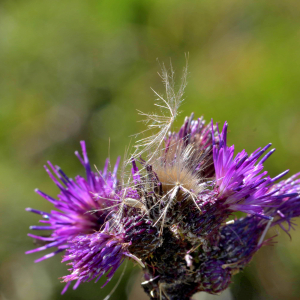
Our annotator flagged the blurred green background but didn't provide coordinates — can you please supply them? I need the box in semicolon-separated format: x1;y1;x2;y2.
1;0;300;299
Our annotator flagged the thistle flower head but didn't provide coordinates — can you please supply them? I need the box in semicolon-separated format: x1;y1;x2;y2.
193;173;300;295
26;141;121;263
61;214;162;291
267;173;300;231
61;222;143;289
212;120;289;215
25;66;300;300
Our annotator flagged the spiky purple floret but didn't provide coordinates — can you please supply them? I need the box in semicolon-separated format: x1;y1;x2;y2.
212;121;291;215
26;141;122;263
61;222;140;287
170;113;212;149
264;173;300;232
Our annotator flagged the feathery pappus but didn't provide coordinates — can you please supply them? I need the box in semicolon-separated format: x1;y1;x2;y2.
26;64;300;300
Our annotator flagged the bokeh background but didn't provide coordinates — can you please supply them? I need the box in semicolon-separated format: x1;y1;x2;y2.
1;0;300;299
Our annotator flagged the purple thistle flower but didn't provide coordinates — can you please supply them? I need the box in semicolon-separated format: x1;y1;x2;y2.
60;214;161;289
212;120;290;215
25;108;300;299
179;120;300;243
267;173;300;231
61;222;144;289
23;60;300;300
192;172;300;295
26;141;121;264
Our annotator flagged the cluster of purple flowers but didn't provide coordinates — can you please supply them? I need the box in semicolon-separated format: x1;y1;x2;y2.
27;114;300;299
